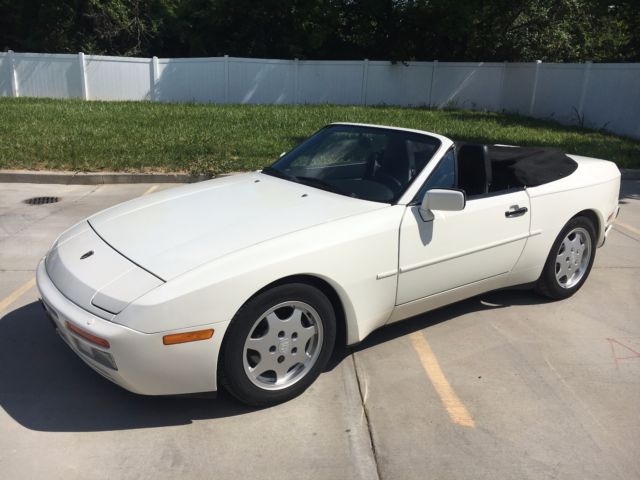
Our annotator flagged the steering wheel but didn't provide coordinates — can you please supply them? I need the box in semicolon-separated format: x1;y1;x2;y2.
372;171;403;194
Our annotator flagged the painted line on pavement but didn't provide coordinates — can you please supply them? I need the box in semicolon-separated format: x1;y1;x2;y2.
409;331;475;428
143;185;158;196
615;220;640;237
0;277;36;313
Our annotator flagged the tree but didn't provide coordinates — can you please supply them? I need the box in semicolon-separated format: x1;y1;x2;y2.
1;0;638;62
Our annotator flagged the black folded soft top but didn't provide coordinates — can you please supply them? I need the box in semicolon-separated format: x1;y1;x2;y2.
486;145;578;188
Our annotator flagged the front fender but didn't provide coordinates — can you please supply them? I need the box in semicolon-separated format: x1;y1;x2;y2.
115;206;404;345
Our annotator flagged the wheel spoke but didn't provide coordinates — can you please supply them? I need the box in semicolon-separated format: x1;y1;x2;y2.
265;312;281;330
273;358;298;383
246;337;269;356
567;238;576;255
286;307;304;329
572;236;581;251
556;261;568;282
296;325;316;349
253;351;279;376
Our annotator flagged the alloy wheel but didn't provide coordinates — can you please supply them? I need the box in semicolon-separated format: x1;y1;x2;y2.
242;301;324;390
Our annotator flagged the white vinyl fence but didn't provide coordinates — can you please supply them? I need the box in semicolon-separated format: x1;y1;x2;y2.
1;51;639;139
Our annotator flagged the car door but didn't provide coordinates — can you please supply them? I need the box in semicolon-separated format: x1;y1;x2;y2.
396;150;531;305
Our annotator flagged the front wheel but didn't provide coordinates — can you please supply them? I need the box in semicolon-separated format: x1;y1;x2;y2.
535;216;597;300
219;283;336;406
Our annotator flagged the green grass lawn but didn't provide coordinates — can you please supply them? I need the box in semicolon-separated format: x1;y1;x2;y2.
1;97;638;174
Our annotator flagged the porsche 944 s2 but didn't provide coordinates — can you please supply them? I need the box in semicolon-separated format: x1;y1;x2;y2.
37;123;621;405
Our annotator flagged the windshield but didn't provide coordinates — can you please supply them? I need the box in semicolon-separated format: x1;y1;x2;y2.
263;124;441;203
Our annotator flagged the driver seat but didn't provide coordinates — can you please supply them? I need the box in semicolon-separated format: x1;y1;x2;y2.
371;136;410;193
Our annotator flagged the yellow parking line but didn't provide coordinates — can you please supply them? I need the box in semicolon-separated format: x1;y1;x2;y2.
615;220;640;237
143;185;158;196
0;277;36;313
409;331;476;428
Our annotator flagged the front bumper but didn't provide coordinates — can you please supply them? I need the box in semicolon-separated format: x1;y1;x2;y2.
36;258;228;395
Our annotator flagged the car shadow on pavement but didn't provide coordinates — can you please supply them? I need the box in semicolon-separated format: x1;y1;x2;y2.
328;289;550;367
0;302;257;433
1;290;549;433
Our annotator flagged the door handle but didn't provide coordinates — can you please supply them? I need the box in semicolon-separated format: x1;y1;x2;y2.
505;206;528;218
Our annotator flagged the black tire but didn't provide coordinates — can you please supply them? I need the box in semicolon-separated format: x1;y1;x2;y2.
219;283;336;407
535;215;597;300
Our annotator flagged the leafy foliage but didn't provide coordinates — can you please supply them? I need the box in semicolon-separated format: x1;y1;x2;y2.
1;0;638;61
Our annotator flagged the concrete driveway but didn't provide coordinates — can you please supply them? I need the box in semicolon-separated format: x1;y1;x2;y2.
1;180;639;480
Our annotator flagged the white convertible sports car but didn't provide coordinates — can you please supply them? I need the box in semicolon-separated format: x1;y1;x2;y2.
37;123;620;406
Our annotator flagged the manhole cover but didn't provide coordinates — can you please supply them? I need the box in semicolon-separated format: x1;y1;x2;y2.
23;196;60;205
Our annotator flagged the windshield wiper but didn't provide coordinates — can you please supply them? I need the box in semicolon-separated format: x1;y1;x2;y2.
262;167;354;197
261;166;298;182
294;176;353;196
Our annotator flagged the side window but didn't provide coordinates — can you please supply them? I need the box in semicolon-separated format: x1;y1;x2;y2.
416;149;456;201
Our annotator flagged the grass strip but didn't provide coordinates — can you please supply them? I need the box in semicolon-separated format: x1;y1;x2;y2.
1;97;638;174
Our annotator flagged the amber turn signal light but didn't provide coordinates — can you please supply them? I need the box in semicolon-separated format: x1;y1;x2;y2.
66;321;110;349
163;329;214;345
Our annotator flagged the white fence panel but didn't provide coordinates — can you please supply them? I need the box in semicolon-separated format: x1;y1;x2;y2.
582;64;640;139
532;64;585;124
85;55;151;101
432;62;504;110
2;53;639;139
228;58;295;104
298;61;363;104
13;53;81;99
502;63;537;114
156;57;225;103
0;54;11;97
365;61;432;106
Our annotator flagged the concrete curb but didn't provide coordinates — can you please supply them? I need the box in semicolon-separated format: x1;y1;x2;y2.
0;170;213;185
0;168;638;185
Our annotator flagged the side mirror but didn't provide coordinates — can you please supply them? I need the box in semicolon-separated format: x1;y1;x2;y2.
419;189;466;221
279;151;287;158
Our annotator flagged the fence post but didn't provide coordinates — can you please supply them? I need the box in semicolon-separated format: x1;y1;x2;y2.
528;59;542;116
8;50;18;97
224;54;229;103
361;59;369;106
294;58;299;105
78;52;88;100
577;60;592;121
151;56;159;101
428;60;438;108
498;60;507;111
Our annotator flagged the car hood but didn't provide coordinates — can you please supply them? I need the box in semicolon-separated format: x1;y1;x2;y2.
88;172;384;280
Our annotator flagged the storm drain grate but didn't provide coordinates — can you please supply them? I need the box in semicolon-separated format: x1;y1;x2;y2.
23;196;60;205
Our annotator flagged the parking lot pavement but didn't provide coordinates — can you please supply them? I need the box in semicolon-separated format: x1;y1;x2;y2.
0;180;638;480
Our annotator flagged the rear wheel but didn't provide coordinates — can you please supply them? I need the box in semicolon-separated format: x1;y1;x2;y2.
535;216;596;300
220;283;336;406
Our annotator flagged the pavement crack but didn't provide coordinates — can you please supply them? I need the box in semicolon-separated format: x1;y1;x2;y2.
350;350;382;480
